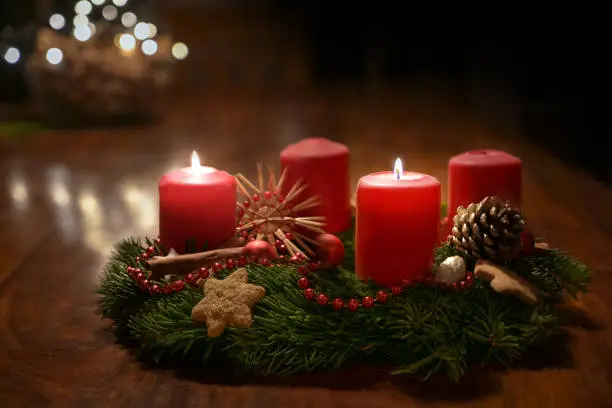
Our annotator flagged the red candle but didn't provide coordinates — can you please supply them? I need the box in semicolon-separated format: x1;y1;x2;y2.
447;150;521;228
159;151;236;254
355;159;441;286
280;138;351;233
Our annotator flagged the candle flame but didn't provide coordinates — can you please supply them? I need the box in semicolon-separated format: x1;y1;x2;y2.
393;158;403;180
191;151;201;169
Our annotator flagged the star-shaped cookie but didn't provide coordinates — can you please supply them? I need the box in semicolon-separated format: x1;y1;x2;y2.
191;268;266;338
475;260;539;304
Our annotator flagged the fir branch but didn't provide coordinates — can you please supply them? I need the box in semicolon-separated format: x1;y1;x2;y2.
96;230;590;382
97;237;151;323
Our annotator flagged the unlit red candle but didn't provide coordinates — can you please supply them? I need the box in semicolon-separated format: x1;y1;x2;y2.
355;159;441;286
159;152;236;254
280;137;351;234
447;150;521;230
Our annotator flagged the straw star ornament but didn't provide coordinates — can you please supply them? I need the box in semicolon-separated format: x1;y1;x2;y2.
234;164;326;259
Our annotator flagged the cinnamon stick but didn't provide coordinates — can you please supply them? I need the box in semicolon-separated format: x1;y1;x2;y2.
148;247;243;280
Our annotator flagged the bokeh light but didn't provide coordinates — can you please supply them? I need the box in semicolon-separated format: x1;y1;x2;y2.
73;25;93;41
133;22;150;40
141;39;158;56
112;0;128;6
46;48;63;65
3;47;20;64
171;42;189;60
74;0;93;15
102;5;118;20
49;14;66;30
118;33;136;51
121;12;137;27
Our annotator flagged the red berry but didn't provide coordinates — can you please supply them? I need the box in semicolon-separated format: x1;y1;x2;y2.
308;262;319;271
141;252;148;259
452;282;458;289
186;273;194;284
304;288;315;300
285;232;294;240
277;195;285;203
199;268;210;279
243;200;251;208
275;239;283;248
264;191;272;199
226;259;236;269
376;290;388;304
290;255;299;263
298;277;309;289
332;298;344;310
258;258;270;266
238;256;247;266
252;194;260;202
135;257;141;263
391;286;402;296
362;296;374;308
466;273;474;282
460;280;467;289
155;238;161;245
174;281;185;291
213;262;223;272
348;299;359;311
147;246;155;254
136;272;143;280
316;294;328;305
298;266;309;275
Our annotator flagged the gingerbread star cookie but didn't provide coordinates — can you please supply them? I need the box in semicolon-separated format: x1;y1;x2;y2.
191;268;266;338
475;260;539;304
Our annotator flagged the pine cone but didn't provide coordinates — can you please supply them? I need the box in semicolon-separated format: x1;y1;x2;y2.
448;196;526;263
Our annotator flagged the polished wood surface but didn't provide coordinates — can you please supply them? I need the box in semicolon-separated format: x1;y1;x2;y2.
1;86;612;408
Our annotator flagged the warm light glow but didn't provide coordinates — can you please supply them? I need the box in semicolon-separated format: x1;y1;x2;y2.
171;42;188;60
91;0;106;5
8;171;29;211
3;47;20;64
46;48;63;65
118;33;136;51
74;0;93;15
88;22;97;35
73;14;88;27
73;25;92;41
393;158;403;180
112;0;128;6
133;22;150;40
141;39;157;55
120;11;137;27
191;151;201;169
49;14;66;30
102;5;118;20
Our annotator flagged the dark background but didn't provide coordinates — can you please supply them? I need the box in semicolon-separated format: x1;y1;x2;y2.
2;0;610;185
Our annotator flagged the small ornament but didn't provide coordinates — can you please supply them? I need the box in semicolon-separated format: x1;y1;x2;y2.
191;268;266;338
521;232;536;255
474;260;538;304
314;233;345;266
242;240;277;260
234;164;327;260
449;196;526;263
434;256;467;284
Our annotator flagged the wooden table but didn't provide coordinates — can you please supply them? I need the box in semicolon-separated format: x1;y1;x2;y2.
1;88;611;407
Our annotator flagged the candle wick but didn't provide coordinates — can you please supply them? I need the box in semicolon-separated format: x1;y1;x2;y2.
395;169;401;180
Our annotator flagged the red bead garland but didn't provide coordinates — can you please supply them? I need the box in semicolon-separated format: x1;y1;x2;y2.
125;236;477;305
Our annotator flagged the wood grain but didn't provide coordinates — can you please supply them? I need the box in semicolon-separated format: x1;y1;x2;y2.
1;75;612;408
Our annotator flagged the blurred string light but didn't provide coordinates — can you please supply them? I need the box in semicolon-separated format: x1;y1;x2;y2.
49;14;66;30
121;12;137;28
112;0;128;7
171;42;188;60
46;48;63;65
74;0;93;15
141;39;157;55
73;14;89;27
133;22;150;40
73;25;93;41
118;33;136;51
102;5;118;20
3;47;20;64
91;0;106;5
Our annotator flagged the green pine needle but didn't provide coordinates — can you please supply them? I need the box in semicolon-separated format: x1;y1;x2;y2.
96;229;591;382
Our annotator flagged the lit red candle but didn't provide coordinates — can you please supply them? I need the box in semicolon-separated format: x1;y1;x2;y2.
280;138;351;233
447;150;522;233
355;159;441;286
159;151;237;253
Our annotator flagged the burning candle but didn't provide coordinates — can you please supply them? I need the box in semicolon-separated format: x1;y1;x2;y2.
447;150;521;232
280;138;351;234
355;159;441;286
159;151;236;254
